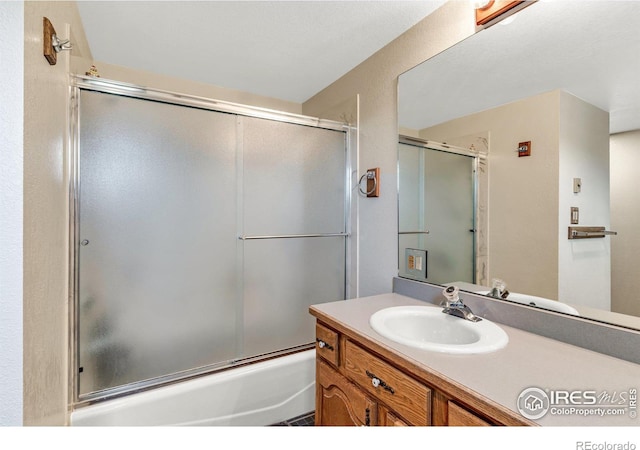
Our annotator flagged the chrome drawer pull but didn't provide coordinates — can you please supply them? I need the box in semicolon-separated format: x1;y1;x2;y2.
366;370;395;394
316;338;334;351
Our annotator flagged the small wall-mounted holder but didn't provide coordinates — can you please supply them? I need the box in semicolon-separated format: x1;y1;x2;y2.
568;226;618;240
517;141;531;157
573;178;582;193
43;17;72;65
358;168;380;198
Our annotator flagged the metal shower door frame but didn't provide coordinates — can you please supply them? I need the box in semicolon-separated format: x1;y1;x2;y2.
67;75;355;406
397;136;483;285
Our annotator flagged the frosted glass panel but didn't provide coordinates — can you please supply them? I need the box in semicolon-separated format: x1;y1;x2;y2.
242;237;345;358
423;149;474;284
398;144;424;233
242;117;346;235
398;143;475;285
78;91;238;395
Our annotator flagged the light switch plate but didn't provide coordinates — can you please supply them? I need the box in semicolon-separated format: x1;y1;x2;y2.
571;207;579;224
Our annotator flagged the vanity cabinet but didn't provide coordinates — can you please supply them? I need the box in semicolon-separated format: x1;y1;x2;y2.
313;317;532;427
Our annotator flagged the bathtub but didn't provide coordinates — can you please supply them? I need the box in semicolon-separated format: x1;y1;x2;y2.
70;349;316;426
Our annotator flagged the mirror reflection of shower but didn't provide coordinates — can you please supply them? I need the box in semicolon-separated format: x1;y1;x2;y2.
398;138;481;287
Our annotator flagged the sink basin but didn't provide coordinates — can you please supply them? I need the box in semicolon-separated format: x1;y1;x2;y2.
478;291;580;315
369;306;508;354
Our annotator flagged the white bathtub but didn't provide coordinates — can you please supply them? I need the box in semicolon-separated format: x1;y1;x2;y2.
70;349;316;426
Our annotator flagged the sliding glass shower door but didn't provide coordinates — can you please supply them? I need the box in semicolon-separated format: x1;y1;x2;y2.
74;83;349;400
398;141;476;285
241;117;346;358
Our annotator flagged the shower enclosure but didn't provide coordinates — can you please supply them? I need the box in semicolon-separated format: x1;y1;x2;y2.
398;138;478;285
69;76;354;403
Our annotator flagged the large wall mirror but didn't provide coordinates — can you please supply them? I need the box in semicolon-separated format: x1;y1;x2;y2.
398;1;640;330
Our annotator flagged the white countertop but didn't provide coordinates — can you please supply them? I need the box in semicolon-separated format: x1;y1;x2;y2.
310;293;640;426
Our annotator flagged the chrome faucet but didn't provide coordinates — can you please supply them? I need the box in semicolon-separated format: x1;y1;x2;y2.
441;286;482;322
488;278;509;299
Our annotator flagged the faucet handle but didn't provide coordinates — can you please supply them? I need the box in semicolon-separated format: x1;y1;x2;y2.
442;285;461;305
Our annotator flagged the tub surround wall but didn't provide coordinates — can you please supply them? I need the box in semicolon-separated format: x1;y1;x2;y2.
393;277;640;365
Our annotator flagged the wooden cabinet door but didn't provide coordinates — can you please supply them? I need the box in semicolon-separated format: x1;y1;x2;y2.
380;407;409;426
316;359;377;426
448;401;492;426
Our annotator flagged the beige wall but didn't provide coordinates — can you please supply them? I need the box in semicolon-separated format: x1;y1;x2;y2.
419;90;561;300
416;90;610;307
90;60;302;115
303;1;476;297
21;0;481;424
611;130;640;316
23;1;92;425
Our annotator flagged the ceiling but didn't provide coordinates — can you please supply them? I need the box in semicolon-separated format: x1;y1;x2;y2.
76;0;447;104
399;1;640;135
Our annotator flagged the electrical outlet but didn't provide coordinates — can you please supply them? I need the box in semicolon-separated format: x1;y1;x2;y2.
405;248;427;280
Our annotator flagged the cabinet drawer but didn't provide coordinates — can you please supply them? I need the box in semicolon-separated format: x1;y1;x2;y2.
448;401;491;426
344;340;431;425
316;322;339;367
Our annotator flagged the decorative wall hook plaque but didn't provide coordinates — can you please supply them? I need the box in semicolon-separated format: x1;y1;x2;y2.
43;17;72;65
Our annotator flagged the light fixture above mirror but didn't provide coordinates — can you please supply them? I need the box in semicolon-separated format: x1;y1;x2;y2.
475;0;533;27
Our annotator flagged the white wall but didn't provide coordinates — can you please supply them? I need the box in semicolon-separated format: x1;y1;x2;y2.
611;130;640;316
0;0;24;426
558;92;610;310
